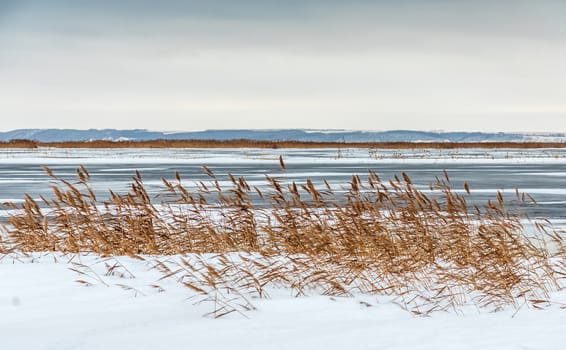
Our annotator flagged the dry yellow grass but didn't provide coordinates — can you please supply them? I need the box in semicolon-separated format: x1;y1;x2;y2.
1;165;564;315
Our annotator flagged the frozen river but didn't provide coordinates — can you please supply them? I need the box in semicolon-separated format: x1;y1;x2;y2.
1;147;566;221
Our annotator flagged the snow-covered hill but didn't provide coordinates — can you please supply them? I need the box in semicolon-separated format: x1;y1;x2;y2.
1;129;566;143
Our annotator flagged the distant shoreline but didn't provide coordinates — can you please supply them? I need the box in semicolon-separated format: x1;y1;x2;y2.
1;139;566;149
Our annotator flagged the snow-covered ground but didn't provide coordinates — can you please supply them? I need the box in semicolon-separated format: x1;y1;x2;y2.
1;147;566;164
2;148;566;349
1;253;565;350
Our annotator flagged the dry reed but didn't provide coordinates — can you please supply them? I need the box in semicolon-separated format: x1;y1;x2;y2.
1;165;564;316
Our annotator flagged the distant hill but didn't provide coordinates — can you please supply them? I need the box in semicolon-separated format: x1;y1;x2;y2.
1;129;565;143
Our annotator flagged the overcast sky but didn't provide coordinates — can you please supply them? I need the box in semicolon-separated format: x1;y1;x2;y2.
0;0;565;132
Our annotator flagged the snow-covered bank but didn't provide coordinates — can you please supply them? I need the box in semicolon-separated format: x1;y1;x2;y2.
2;147;566;165
1;253;565;350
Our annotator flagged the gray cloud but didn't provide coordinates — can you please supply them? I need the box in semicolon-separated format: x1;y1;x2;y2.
3;0;565;53
0;0;564;132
